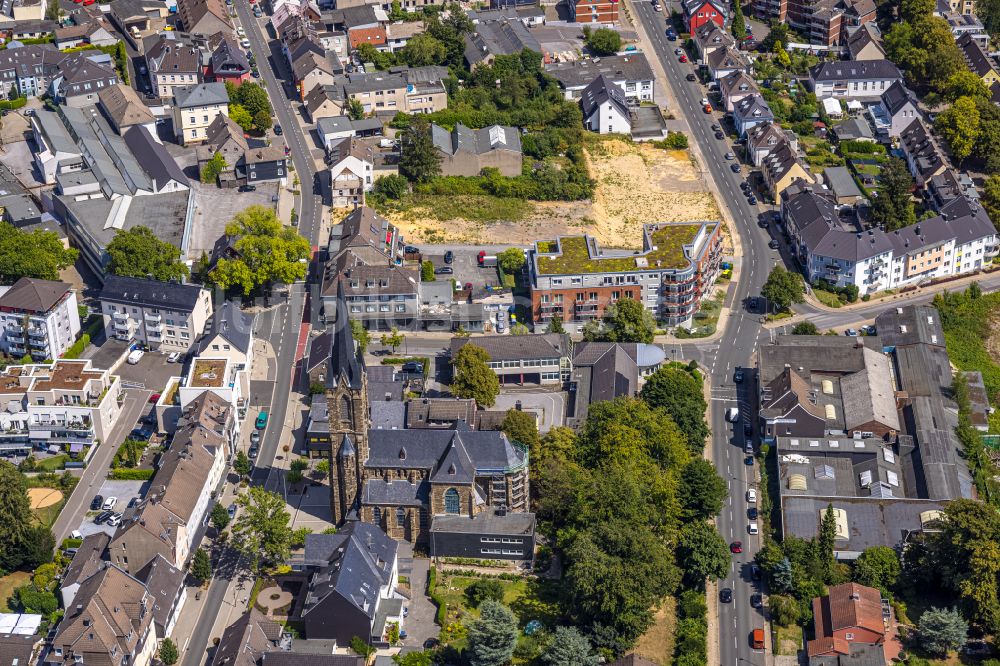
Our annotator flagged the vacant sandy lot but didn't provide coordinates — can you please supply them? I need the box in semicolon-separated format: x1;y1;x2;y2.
381;136;719;248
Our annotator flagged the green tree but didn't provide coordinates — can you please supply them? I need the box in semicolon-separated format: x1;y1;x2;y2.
107;226;189;282
679;458;728;520
792;321;819;335
229;104;254;132
0;223;78;284
774;44;791;68
884;16;964;94
501;408;539;449
399;116;441;183
819;503;837;581
853;546;900;596
451;343;500;407
357;42;396;69
761;265;805;312
315;459;330;476
768;595;801;626
917;607;968;655
228;82;271;119
15;584;57;615
210;503;230;532
936;96;980;163
234;450;252;478
466;600;518;666
393;652;433;666
208;206;310;295
497;247;526;274
380;327;404;353
350;319;370;355
399;32;447;67
231;486;293;571
465;579;504;607
420;260;435;282
374;174;408;199
200;151;228;184
870;157;916;231
159;638;178;666
0;460;32;571
252;109;272;132
640;366;709;455
286;468;304;485
731;0;747;39
585;27;621;56
190;548;212;584
944;70;992;102
578;397;690;472
542;626;599;666
602;298;655;343
350;637;375;659
509;323;529;335
347;98;365;121
983;174;1000;232
545;315;565;333
19;526;54;570
677;520;730;589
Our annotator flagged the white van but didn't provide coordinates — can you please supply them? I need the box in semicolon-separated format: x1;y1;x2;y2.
726;407;739;422
127;349;144;365
748;522;759;535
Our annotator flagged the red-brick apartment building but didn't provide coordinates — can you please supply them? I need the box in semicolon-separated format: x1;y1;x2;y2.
568;0;620;25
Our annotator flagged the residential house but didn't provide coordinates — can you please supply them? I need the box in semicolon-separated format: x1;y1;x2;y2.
451;333;571;386
528;222;724;330
762;140;814;199
59;533;110;608
209;610;293;666
581;74;631;135
331;264;419;331
683;0;727;31
45;565;157;666
53;20;117;49
97;83;157;135
567;341;665;427
937;5;988;47
567;0;618;23
172;82;229;145
957;32;1000;86
732;94;774;137
299;524;402;643
823;166;864;205
99;275;213;351
309;66;448;118
404;397;477;430
846;23;885;60
109;392;230;571
0;628;41;666
927;169;978;210
385;20;423;51
707;46;749;82
747;122;798;167
899;117;946;187
196;115;289;186
207;35;251;83
809;60;903;100
175;0;232;35
868;80;919;140
315;116;383;149
463;15;540;69
758;0;875;46
430;122;523;177
133;555;187;639
0;359;123;455
327;137;373;206
0;44;66;99
0;278;80;360
807;583;886;658
325;206;405;268
692;21;735;61
49;54;119;107
832;116;875;143
546;53;655;104
145;36;202;99
719;70;759;113
196;300;254;369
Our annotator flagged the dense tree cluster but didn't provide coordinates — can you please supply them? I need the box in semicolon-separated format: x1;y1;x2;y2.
582;298;657;343
208;206;310;295
0;461;54;574
225;81;272;133
0;222;78;284
884;0;965;95
451;343;500;407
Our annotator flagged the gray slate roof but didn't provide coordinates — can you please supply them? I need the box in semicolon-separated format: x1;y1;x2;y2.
366;428;525;472
580;74;629;119
199;299;254;355
0;277;70;313
545;53;654;89
122;125;189;191
173;82;229;108
450;333;571;362
810;59;902;82
431;122;522;156
99;275;205;312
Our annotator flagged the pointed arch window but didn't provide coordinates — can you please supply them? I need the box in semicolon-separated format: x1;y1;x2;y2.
444;488;460;514
339;395;352;426
395;507;406;526
373;506;382;525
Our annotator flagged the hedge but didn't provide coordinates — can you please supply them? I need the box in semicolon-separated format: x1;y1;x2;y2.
62;334;90;360
427;567;447;626
674;589;708;666
0;97;27;110
109;468;154;480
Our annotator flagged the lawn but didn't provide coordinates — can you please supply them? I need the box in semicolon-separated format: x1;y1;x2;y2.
35;454;69;472
434;570;560;659
813;288;843;308
0;571;30;612
772;622;803;656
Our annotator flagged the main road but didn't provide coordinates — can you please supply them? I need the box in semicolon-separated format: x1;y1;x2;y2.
179;3;321;663
629;2;778;664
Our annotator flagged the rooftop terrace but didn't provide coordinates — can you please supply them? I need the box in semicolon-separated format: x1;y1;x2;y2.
190;359;227;388
534;223;705;276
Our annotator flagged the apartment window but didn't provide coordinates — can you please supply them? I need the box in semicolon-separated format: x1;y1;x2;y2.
351;305;361;313
167;329;175;337
203;115;208;122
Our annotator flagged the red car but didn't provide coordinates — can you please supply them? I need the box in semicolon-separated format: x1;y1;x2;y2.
730;541;743;554
679;54;688;63
148;393;161;403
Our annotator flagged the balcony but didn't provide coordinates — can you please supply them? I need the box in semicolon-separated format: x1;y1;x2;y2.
146;321;163;332
144;312;161;323
112;311;128;321
7;335;24;344
114;332;132;342
113;320;130;331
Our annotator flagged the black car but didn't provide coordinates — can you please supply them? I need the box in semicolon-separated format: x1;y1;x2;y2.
667;32;677;41
734;368;744;383
743;421;753;437
402;361;424;374
130;427;153;440
91;495;104;511
711;124;721;132
720;588;733;603
768;239;780;249
748;507;758;520
444;250;454;264
714;131;725;139
740;181;750;191
748;195;757;205
751;564;762;580
248;445;258;459
127;496;141;508
758;218;769;227
94;510;113;524
274;124;283;135
239;184;257;192
744;455;754;466
686;73;696;81
751;593;763;608
404;245;419;254
730;163;741;173
434;267;454;275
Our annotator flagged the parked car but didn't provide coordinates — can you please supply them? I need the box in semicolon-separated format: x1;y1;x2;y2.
768;239;779;249
239;184;256;192
167;351;181;363
715;130;725;139
227;504;237;519
94;511;112;524
255;411;268;430
250;431;260;444
750;593;763;608
240;38;251;48
131;427;153;440
103;496;118;511
435;267;454;275
127;349;144;364
107;513;122;527
674;47;683;55
748;507;758;520
91;495;104;511
274;124;283;135
679;54;688;63
744;455;754;466
845;328;858;336
748;195;757;205
686;73;696;81
746;488;757;503
148;393;161;403
725;152;735;160
405;245;419;254
127;496;141;508
734;368;744;383
249;445;259;459
730;163;741;173
402;361;424;374
444;250;454;264
748;522;759;535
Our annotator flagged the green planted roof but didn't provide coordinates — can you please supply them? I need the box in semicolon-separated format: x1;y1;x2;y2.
535;224;705;275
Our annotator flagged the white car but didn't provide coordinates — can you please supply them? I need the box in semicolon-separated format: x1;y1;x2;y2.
746;488;757;504
127;349;144;365
237;27;246;36
167;351;181;363
748;522;759;535
700;97;710;106
102;496;118;511
240;38;251;48
107;513;122;527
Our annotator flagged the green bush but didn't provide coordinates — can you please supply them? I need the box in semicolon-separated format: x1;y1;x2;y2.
61;538;83;549
427;567;447;626
62;334;89;360
839;140;885;155
0;97;27;110
654;131;689;150
675;588;708;666
109;468;154;480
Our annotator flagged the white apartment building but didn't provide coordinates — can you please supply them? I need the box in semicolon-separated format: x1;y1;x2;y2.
172;82;229;145
99;275;213;352
0;360;123;456
0;278;81;361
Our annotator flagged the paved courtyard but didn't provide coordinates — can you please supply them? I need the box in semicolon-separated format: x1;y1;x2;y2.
74;479;147;539
494;390;566;433
287;482;334;533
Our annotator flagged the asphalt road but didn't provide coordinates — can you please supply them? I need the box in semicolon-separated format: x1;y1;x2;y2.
179;2;320;661
630;3;779;663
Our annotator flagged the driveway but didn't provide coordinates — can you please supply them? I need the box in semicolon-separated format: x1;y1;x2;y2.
494;391;566;433
116;351;185;392
395;543;439;649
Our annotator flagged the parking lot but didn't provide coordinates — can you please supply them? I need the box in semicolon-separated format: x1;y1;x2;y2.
74;479;148;539
116;349;186;393
494;391;566;433
420;247;507;295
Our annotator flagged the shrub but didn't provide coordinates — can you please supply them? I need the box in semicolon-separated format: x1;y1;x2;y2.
62;334;89;360
109;468;154;480
655;131;689;149
465;578;504;607
0;97;27;110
